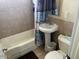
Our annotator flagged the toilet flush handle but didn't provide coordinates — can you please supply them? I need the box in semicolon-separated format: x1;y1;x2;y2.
64;55;70;59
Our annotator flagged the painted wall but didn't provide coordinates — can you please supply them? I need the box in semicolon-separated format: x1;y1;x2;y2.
69;19;79;59
0;0;34;39
75;44;79;59
69;1;79;58
56;0;63;15
61;0;77;23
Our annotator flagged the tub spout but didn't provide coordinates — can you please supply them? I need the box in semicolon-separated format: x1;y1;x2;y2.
3;48;8;52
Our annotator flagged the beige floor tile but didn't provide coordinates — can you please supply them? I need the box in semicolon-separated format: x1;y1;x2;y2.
33;47;46;59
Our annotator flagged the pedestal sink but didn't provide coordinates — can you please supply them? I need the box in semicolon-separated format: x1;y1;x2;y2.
39;23;58;51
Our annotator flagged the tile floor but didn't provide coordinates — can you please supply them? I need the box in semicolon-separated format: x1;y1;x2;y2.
33;47;46;59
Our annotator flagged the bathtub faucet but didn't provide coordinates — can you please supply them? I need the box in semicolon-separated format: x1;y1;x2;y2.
3;48;8;52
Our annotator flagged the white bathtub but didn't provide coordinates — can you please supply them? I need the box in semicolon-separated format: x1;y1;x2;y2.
0;29;37;59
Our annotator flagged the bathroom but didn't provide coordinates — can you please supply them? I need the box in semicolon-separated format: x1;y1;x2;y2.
0;0;79;59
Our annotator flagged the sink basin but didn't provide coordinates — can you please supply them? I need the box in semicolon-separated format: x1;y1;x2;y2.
39;23;58;33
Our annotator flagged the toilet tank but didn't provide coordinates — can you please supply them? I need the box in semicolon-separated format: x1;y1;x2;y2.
58;35;71;54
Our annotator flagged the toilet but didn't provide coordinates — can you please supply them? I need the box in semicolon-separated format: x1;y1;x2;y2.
44;34;71;59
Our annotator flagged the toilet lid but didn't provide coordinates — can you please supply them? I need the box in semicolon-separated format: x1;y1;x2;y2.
45;51;63;59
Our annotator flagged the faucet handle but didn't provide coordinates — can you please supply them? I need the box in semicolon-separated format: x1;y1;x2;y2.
2;48;8;52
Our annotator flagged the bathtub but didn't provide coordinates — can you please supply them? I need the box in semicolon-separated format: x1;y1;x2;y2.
0;29;37;59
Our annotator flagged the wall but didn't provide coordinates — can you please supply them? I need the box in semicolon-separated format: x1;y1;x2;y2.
69;19;79;59
48;0;77;36
0;0;34;39
48;15;73;36
56;0;63;15
61;0;77;23
75;44;79;59
69;1;79;58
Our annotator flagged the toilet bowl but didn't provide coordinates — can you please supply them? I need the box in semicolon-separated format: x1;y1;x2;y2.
44;34;71;59
45;50;66;59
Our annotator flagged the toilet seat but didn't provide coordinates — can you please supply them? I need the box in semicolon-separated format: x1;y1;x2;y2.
44;51;63;59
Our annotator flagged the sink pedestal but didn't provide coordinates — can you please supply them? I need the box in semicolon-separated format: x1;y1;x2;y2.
45;33;51;52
